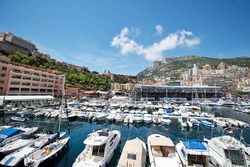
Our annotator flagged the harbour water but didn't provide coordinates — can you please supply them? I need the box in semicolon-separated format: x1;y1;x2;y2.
1;106;250;167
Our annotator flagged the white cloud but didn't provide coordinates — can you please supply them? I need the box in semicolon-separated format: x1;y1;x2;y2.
155;25;163;36
111;27;201;61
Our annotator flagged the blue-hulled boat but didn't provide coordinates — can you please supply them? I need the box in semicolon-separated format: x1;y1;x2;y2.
190;118;201;127
176;140;210;167
0;128;23;145
199;120;215;128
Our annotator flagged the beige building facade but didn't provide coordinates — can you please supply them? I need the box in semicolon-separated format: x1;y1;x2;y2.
0;56;65;96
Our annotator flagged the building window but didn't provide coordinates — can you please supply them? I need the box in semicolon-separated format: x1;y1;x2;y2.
13;69;21;73
33;77;40;81
21;88;29;92
11;81;20;85
24;71;31;75
32;83;39;87
12;75;21;79
22;82;30;86
34;73;40;76
23;76;31;80
31;89;38;92
9;88;19;92
2;67;7;71
0;80;4;84
40;89;46;92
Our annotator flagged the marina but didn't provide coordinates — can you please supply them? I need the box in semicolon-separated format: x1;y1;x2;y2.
0;103;249;167
1;1;250;166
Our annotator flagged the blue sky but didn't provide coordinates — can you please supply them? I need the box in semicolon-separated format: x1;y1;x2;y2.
0;0;250;75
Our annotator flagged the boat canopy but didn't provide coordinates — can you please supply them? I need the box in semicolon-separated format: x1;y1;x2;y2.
0;128;22;142
150;135;174;147
183;140;207;150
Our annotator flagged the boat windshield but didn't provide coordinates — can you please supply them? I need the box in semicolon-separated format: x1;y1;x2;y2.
225;149;245;165
92;144;106;157
187;155;208;167
182;117;187;122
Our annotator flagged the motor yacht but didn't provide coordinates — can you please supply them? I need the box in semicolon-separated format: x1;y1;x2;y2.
205;135;248;167
214;117;230;128
93;112;108;121
161;115;171;126
73;129;121;167
178;116;193;128
134;114;144;123
106;114;116;122
176;140;210;167
115;113;124;123
143;114;152;124
117;138;146;167
152;115;160;124
147;134;181;167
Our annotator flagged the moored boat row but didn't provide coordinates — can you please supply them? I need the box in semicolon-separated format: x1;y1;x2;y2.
72;128;250;167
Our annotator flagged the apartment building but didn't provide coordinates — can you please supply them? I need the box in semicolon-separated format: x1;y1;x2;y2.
0;56;65;96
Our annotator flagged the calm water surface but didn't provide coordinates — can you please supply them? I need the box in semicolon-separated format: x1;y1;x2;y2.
0;106;249;167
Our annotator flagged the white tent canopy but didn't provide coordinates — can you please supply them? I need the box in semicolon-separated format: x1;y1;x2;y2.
0;95;54;105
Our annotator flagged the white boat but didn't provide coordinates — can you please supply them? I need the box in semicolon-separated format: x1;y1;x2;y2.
94;112;108;121
115;114;124;123
24;136;70;167
178;117;193;128
161;115;171;126
242;108;250;114
147;134;181;167
205;135;248;167
0;134;36;154
73;129;121;167
0;146;35;167
10;116;28;122
224;118;249;128
176;140;210;167
134;114;143;123
0;127;38;147
143;114;152;124
190;118;201;127
117;138;146;167
106;114;116;122
152;115;160;124
214;117;230;128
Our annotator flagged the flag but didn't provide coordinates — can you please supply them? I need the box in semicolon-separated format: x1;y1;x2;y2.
225;127;233;134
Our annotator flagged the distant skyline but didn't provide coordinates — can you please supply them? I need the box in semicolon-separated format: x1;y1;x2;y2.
0;0;250;75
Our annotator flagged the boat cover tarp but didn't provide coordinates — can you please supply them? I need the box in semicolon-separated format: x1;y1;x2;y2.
183;140;207;150
0;128;22;142
165;108;174;113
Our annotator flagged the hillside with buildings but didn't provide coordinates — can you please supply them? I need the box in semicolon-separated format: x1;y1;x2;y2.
137;56;250;91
